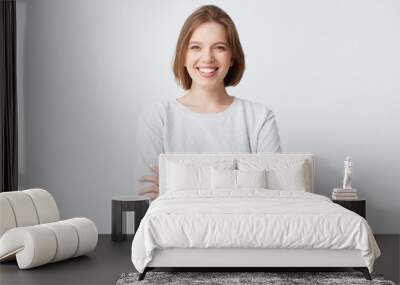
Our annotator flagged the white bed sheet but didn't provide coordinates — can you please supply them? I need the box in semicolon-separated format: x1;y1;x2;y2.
131;190;380;273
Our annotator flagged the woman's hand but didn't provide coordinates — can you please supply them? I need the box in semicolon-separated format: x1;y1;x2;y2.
138;165;159;201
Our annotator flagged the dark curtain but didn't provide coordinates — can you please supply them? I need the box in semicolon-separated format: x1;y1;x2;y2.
0;0;18;192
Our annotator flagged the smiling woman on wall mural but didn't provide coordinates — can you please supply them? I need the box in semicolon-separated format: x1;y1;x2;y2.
135;5;281;200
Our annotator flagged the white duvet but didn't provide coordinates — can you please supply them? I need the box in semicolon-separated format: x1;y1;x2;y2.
131;190;380;273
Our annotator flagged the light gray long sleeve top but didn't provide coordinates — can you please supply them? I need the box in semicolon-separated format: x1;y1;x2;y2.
134;96;282;193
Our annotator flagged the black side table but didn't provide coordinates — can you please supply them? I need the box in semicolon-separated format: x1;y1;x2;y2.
112;196;150;242
332;199;366;218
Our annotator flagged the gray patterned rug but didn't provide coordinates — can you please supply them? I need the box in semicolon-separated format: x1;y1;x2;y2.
116;271;396;285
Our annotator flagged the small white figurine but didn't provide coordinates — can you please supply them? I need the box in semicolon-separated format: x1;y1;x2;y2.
342;156;352;190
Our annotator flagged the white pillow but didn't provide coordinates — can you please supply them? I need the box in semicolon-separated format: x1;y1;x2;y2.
211;168;267;190
211;168;236;189
166;159;235;191
237;159;308;191
167;163;209;191
237;169;267;188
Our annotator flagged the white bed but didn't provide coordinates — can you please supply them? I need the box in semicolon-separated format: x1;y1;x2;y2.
131;153;380;281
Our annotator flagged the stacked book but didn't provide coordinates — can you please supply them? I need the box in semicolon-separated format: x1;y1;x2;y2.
332;188;358;200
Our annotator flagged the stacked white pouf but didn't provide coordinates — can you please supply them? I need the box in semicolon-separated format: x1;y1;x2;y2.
0;188;98;269
332;188;358;200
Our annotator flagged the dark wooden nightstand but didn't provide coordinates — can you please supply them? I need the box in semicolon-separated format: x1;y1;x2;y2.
332;199;366;218
111;196;150;242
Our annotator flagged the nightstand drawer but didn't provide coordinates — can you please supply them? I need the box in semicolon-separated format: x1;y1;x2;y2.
332;199;366;218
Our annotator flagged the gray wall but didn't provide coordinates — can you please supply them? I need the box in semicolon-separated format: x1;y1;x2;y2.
17;0;400;234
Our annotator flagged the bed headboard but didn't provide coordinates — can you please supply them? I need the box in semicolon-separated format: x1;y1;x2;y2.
159;152;315;194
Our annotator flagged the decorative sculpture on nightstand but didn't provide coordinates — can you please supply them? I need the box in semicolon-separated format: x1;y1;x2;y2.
342;156;352;190
332;156;358;200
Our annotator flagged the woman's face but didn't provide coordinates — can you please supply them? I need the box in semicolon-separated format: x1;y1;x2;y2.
184;21;233;89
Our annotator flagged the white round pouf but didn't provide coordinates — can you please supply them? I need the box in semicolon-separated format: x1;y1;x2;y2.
0;189;98;269
0;218;98;269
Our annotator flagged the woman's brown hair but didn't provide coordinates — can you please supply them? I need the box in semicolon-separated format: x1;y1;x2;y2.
173;5;246;90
